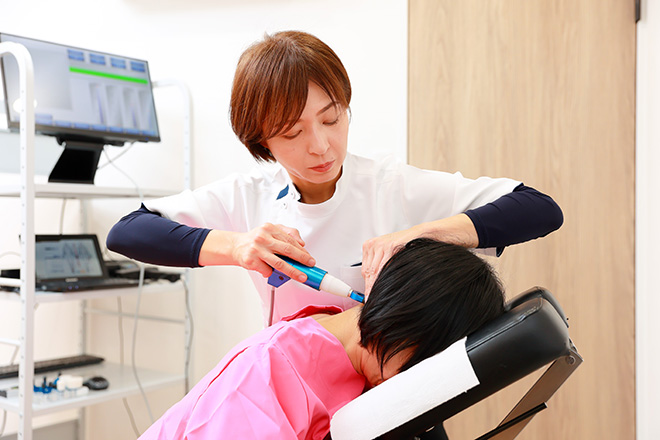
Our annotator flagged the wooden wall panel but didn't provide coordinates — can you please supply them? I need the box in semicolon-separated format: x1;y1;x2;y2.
409;1;635;438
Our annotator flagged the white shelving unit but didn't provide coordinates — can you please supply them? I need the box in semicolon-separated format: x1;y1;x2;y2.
0;183;176;199
0;363;185;418
0;281;184;304
0;42;193;440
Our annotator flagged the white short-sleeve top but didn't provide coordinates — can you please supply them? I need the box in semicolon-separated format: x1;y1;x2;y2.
145;153;520;323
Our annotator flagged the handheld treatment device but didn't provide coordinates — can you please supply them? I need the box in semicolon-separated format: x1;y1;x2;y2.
267;256;365;303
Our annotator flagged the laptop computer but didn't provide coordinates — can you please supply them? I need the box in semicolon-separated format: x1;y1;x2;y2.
35;234;140;292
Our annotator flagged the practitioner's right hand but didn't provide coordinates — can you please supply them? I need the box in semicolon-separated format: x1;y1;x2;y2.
199;223;316;283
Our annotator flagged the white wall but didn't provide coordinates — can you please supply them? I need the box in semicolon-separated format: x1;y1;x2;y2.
0;1;407;438
636;1;660;438
3;2;659;439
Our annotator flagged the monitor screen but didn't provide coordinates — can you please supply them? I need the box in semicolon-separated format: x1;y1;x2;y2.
0;33;160;144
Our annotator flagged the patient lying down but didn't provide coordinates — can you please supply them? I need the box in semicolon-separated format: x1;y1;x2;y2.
139;238;505;439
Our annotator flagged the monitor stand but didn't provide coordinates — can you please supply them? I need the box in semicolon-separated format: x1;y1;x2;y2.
48;139;104;184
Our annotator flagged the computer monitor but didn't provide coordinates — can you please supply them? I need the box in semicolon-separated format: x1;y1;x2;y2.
0;33;160;184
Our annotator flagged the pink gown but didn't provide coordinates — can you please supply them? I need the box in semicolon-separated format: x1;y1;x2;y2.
139;305;366;439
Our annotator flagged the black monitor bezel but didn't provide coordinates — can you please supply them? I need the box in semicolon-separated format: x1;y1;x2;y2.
0;32;161;146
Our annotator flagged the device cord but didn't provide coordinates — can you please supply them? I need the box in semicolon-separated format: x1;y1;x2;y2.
130;264;154;422
102;148;144;200
183;279;194;393
0;251;20;260
268;286;276;327
117;297;141;437
104;146;153;427
59;198;67;234
0;407;5;437
97;142;136;170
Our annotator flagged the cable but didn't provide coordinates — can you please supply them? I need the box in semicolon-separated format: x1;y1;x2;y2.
0;408;6;437
183;278;194;393
0;253;35;436
268;286;276;326
117;299;124;364
117;298;140;437
59;198;67;234
130;264;154;422
0;251;20;260
101;144;195;423
122;399;141;436
101;148;144;200
103;146;152;425
97;142;136;170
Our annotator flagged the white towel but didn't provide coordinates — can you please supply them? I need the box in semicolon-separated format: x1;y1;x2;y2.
330;337;479;440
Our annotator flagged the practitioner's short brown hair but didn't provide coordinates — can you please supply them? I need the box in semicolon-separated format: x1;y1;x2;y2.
230;31;352;162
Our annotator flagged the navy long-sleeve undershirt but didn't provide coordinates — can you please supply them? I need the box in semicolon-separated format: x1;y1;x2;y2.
464;184;563;256
106;184;562;267
106;206;212;267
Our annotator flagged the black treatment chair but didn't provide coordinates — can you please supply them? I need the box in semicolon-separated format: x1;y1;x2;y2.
382;286;582;440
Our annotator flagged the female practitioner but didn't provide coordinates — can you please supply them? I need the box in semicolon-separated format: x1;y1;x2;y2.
107;31;562;323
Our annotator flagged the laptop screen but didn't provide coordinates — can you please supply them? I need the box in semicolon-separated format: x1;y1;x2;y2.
35;235;106;281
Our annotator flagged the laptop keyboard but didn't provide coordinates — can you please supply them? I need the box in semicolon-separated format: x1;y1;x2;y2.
38;277;140;292
0;354;105;379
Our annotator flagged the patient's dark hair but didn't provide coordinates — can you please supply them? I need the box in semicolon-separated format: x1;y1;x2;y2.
359;238;505;373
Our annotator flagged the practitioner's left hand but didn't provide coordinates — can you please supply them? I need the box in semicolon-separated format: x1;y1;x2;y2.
361;227;421;297
361;214;479;296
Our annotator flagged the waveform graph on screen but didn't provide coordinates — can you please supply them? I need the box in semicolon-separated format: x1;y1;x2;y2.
89;82;109;128
36;239;104;279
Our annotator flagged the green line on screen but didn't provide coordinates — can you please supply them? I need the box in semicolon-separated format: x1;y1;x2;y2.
69;66;148;84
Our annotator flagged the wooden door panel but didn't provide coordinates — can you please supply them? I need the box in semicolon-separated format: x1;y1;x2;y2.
409;1;635;438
